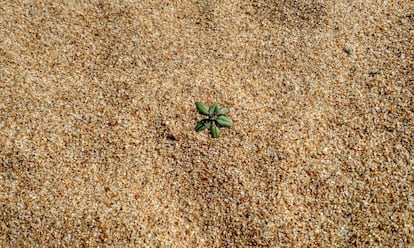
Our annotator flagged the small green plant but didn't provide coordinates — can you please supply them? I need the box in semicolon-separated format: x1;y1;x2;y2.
195;101;233;138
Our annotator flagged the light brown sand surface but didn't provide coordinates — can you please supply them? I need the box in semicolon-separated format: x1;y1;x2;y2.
1;0;413;247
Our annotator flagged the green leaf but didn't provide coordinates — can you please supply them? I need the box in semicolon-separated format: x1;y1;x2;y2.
195;119;211;132
195;102;209;115
215;115;233;127
217;107;229;115
209;103;219;116
210;123;220;138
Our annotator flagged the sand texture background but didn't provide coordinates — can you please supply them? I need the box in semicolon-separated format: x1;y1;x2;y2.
1;0;413;247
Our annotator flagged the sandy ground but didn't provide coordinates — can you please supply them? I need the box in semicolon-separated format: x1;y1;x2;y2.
1;0;413;247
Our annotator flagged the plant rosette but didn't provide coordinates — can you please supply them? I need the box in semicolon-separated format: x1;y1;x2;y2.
195;102;233;138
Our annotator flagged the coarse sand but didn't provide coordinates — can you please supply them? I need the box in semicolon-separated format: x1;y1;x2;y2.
0;0;413;247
